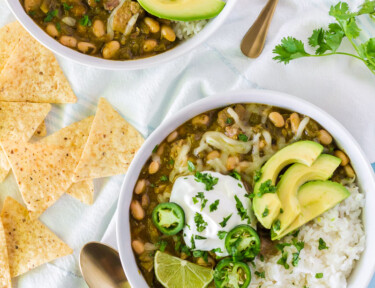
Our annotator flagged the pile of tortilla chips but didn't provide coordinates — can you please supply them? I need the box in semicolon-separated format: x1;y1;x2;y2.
0;22;144;286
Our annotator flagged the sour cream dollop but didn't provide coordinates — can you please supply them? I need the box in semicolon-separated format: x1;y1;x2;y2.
170;171;254;256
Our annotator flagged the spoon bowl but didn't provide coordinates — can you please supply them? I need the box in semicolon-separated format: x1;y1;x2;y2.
80;242;129;288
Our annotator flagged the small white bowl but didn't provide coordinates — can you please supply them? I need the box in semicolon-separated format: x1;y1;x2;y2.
6;0;236;70
117;89;375;288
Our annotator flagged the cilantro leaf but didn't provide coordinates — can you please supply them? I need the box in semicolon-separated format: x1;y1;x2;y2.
358;0;375;16
276;242;291;252
160;175;168;182
219;214;232;228
211;247;223;254
257;180;277;197
318;238;329;250
253;170;262;182
194;192;208;211
44;9;58;22
157;240;168;252
255;271;265;278
195;235;207;240
238;134;248;142
277;251;290;269
195;171;219;191
230;170;241;180
316;273;324;279
262;207;269;218
209;199;220;212
217;230;227;240
193;250;208;262
273;37;310;64
62;3;73;10
79;15;92;27
234;195;249;222
344;17;361;39
292;252;300;267
329;2;353;20
152;145;158;153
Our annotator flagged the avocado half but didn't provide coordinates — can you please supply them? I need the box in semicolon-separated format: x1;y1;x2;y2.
137;0;226;21
252;141;324;229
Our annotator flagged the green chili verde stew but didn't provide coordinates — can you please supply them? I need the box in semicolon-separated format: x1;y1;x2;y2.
21;0;180;60
129;104;356;288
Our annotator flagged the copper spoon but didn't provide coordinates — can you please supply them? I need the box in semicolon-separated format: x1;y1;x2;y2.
240;0;279;58
80;242;130;288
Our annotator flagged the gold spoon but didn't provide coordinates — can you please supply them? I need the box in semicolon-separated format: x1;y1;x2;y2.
240;0;279;58
80;242;130;288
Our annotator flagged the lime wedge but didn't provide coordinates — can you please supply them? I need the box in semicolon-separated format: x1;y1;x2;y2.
154;251;214;288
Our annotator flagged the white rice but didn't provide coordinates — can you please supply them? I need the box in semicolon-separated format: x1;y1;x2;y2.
173;20;209;40
251;183;365;288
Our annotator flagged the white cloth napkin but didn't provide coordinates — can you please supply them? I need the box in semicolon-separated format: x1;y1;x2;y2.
0;0;374;287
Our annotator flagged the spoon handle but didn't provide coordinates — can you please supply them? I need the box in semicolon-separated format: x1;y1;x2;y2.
241;0;279;58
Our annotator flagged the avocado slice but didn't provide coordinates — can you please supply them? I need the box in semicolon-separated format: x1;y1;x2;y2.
274;180;350;239
271;154;341;240
253;141;323;229
137;0;226;21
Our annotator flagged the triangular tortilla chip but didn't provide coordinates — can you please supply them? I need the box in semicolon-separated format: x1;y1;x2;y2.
40;116;95;204
40;116;94;148
1;197;72;277
0;219;11;288
73;98;144;182
66;180;94;205
0;31;77;103
0;22;27;73
1;142;81;219
33;121;47;137
0;102;51;182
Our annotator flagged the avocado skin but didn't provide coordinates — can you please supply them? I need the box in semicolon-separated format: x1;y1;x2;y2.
137;0;226;22
272;154;341;239
273;181;350;240
253;141;323;229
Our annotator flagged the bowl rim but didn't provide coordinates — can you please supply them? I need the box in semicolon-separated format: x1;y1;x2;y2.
116;89;375;288
5;0;237;70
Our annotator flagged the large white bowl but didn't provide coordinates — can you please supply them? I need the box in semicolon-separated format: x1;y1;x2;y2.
6;0;236;70
117;89;375;288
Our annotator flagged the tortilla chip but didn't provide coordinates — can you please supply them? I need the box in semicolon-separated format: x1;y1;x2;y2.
40;116;94;148
0;31;77;103
0;102;51;182
0;22;27;73
1;197;73;277
73;98;144;182
1;142;81;219
0;219;11;288
40;116;95;204
33;121;47;137
67;180;94;205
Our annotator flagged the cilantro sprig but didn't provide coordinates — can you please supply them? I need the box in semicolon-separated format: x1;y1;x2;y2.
273;1;375;75
195;171;219;191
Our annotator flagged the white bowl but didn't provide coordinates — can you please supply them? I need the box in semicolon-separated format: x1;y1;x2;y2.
6;0;236;70
116;89;375;288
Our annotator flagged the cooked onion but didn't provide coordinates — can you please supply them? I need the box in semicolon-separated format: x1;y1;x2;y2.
124;13;139;36
295;117;310;140
62;17;76;27
194;131;253;156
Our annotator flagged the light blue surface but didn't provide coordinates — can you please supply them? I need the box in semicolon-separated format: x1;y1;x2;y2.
0;0;374;287
370;163;375;288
